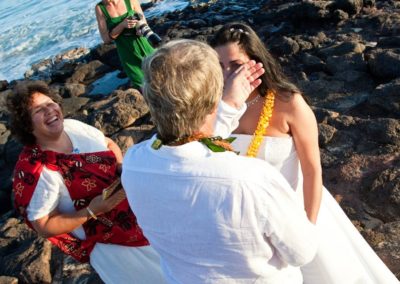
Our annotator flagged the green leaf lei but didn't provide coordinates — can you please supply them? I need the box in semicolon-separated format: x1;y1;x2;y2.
151;136;237;153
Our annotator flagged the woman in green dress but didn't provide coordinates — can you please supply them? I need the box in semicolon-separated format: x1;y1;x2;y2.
96;0;155;89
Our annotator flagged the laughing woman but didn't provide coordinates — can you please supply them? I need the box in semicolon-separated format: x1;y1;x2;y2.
8;80;165;284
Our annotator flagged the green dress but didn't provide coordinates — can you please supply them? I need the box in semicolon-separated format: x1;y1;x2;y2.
97;0;154;89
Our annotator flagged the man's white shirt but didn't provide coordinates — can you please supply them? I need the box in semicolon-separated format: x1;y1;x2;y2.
122;135;318;284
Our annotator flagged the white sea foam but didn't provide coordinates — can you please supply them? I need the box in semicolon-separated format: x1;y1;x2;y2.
0;0;188;82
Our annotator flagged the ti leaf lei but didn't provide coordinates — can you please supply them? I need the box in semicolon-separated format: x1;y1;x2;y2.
151;135;237;153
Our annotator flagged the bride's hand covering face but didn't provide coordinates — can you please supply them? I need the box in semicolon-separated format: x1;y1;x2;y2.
221;60;264;109
216;40;265;109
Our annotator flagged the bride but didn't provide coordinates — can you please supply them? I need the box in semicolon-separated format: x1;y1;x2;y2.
211;22;399;284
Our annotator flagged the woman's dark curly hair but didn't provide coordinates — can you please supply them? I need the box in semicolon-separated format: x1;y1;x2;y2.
209;22;300;100
7;80;62;145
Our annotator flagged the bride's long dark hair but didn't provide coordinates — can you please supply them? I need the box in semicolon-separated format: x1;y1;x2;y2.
209;22;300;100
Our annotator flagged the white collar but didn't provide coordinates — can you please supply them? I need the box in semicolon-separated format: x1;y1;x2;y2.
146;135;215;160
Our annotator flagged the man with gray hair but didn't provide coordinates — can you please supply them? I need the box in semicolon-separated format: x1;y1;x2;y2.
122;39;318;284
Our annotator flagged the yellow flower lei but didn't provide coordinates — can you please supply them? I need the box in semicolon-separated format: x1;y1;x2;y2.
246;90;275;157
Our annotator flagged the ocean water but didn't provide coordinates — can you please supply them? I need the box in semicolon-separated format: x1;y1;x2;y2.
0;0;188;82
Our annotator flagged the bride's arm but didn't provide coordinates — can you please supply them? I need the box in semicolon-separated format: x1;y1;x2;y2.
289;93;323;224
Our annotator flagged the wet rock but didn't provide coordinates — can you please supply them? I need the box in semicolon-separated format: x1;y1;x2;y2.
376;36;400;48
24;48;90;83
2;139;23;194
326;53;367;74
298;78;345;104
187;19;208;29
1;90;12;120
24;59;53;82
0;122;10;151
363;0;375;8
53;47;91;64
313;107;340;124
367;49;400;80
63;82;87;97
86;89;149;136
320;148;339;168
306;32;329;48
318;41;366;59
0;276;18;284
299;53;327;74
379;12;400;36
270;36;300;56
61;96;91;118
332;0;364;15
359;118;400;145
0;218;52;283
112;124;155;154
319;123;337;147
0;81;8;92
332;9;349;22
67;60;112;85
91;43;121;70
283;1;332;22
0;188;11;215
368;221;400;278
366;78;400;118
367;166;400;221
333;70;368;83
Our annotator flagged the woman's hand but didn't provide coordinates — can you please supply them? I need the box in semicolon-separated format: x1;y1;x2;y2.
122;17;138;29
88;189;126;216
222;60;265;109
31;189;126;238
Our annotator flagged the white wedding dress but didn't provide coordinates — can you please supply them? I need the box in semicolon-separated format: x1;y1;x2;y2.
231;134;399;284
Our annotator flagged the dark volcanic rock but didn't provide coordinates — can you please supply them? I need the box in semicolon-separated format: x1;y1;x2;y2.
377;36;400;48
367;79;400;118
86;89;149;136
367;49;400;80
326;53;367;74
63;82;87;97
299;53;327;74
91;43;121;70
0;276;18;284
0;218;52;283
0;81;8;92
67;60;112;85
318;41;366;59
332;0;364;15
318;123;338;147
367;165;400;221
359;118;400;146
112;124;156;154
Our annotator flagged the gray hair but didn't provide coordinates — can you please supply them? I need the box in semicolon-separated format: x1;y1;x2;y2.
142;39;223;142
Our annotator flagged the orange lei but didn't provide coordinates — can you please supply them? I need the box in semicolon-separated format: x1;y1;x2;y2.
246;90;275;157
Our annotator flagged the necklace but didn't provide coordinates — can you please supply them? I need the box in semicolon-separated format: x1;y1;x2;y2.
246;94;262;107
246;90;275;157
151;133;237;153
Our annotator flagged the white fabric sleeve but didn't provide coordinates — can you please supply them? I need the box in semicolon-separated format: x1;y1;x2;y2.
213;101;247;138
76;121;106;144
260;175;318;267
26;169;63;221
64;119;107;152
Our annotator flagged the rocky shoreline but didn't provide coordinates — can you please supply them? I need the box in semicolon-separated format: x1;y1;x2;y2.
0;0;399;282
